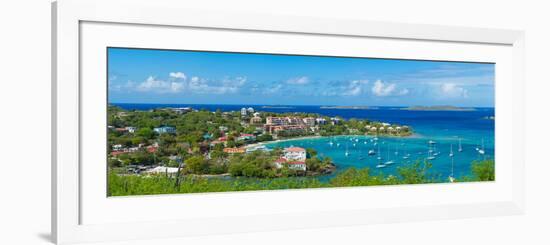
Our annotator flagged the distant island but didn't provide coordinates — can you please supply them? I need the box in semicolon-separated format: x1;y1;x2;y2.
402;106;476;111
261;105;295;109
320;106;374;110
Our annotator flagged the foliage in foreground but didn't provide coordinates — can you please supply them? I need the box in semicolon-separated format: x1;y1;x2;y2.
108;160;494;196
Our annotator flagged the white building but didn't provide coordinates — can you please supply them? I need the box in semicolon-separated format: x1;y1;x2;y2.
241;108;247;116
125;126;136;133
283;147;307;162
145;166;180;174
112;144;123;151
287;161;307;171
273;158;306;171
315;118;327;125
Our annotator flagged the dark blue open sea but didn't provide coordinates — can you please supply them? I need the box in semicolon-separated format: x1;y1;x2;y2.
112;103;495;180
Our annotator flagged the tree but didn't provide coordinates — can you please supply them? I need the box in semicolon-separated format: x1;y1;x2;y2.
305;157;322;171
185;156;209;174
108;158;122;168
471;159;495;181
306;148;317;158
256;134;273;142
136;127;155;139
397;161;432;184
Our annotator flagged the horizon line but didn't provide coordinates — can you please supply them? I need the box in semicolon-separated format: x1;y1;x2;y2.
109;102;495;109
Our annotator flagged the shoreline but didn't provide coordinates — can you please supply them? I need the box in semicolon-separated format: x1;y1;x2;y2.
244;134;418;149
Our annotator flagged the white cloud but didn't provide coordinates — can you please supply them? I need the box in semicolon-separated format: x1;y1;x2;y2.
169;72;187;80
398;88;410;96
439;83;468;98
187;76;246;94
371;80;408;97
263;84;283;94
128;73;246;94
342;80;369;96
286;76;309;85
136;76;184;93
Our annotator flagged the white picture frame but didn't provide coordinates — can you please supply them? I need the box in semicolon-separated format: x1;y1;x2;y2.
52;0;525;244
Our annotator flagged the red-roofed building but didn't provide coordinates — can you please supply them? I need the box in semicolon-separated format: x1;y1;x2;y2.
110;151;127;156
146;146;158;153
223;147;246;154
283;147;306;162
273;158;287;169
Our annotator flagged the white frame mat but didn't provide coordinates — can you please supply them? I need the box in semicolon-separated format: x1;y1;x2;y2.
52;0;525;244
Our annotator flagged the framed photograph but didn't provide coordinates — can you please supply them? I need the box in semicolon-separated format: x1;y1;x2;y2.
52;0;525;244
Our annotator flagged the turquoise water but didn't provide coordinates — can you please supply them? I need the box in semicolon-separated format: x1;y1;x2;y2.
265;133;493;181
114;104;495;181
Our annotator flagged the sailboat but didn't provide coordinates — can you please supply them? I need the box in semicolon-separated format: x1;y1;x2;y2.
328;137;334;146
449;144;454;157
402;144;410;159
478;138;485;155
345;143;350;157
368;149;376;155
376;146;386;168
394;143;399;156
458;138;463;152
427;144;436;160
449;155;455;183
384;145;394;165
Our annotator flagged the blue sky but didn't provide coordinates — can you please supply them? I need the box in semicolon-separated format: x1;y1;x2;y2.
108;47;495;107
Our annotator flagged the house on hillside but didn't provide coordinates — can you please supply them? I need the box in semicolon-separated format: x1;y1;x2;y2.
283;147;307;162
223;147;246;154
154;126;176;134
273;157;306;171
287;161;307;171
237;133;256;142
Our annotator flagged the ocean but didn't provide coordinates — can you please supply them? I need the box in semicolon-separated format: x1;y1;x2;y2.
112;103;495;180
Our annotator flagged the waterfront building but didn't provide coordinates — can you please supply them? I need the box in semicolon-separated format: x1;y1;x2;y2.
273;157;306;171
273;158;287;169
223;147;246;154
241;108;247;116
264;116;309;135
283;147;307;162
145;166;180;174
302;117;316;127
287;161;307;171
237;133;256;141
315;118;327;125
330;117;342;125
250;116;262;125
